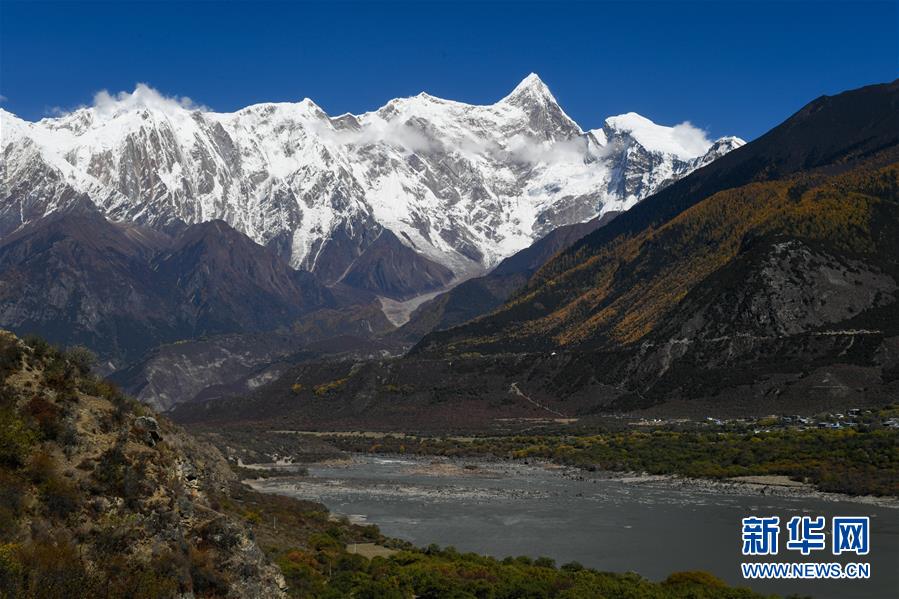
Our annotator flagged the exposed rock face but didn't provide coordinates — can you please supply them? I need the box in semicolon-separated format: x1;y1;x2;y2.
1;75;742;297
665;238;897;340
152;219;335;333
111;332;313;412
131;415;162;446
338;229;454;300
110;304;400;412
0;208;180;368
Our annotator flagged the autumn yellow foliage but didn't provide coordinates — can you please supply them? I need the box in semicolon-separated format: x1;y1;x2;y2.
459;159;898;350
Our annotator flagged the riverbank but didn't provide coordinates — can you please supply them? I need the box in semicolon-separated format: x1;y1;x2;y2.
615;470;899;509
301;427;899;497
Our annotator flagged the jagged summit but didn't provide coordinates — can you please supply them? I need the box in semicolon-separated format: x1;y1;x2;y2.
500;73;555;104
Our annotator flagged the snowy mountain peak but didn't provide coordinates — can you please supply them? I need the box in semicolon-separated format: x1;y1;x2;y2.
690;135;746;169
500;73;556;106
1;81;744;300
602;112;717;160
710;135;745;149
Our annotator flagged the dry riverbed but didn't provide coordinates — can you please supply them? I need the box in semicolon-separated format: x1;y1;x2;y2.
242;453;899;509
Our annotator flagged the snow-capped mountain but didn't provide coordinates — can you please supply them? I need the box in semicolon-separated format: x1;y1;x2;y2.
0;74;744;298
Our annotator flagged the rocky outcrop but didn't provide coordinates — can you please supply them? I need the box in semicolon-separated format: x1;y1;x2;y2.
659;238;897;340
0;331;286;596
0;208;181;369
152;220;335;334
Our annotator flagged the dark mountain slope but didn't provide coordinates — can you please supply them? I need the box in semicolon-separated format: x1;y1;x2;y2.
392;212;618;341
0;208;180;368
390;273;527;342
112;301;400;413
338;228;454;300
154;220;334;336
0;215;337;369
492;211;620;277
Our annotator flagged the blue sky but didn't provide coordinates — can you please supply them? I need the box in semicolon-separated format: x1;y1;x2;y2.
1;1;896;140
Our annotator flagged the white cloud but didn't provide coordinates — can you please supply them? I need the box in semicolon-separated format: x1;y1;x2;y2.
669;121;713;157
604;113;714;159
0;94;7;103
312;117;437;154
504;135;592;165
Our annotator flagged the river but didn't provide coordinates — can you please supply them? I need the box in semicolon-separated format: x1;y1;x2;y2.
249;454;898;599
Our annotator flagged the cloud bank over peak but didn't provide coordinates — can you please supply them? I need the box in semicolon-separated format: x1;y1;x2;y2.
45;83;208;117
92;83;208;115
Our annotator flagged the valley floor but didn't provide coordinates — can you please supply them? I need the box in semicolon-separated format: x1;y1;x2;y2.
200;409;899;499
